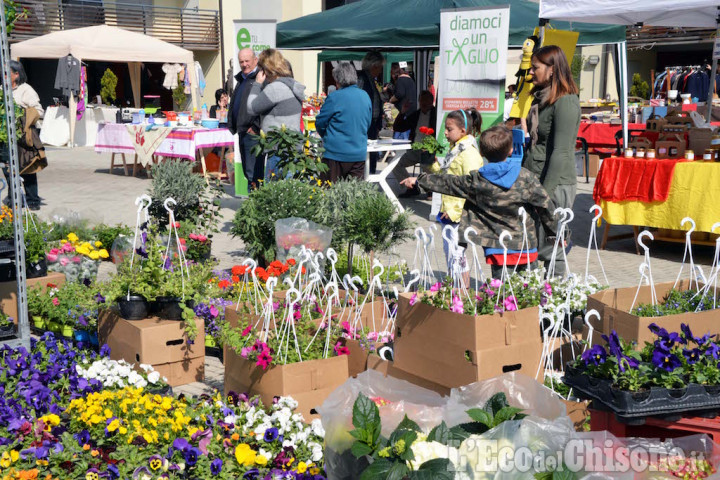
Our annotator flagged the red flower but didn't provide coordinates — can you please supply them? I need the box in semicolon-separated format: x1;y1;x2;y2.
173;222;180;228
178;238;186;245
218;279;231;289
334;341;350;356
231;265;248;276
419;126;428;134
287;258;296;266
231;275;240;283
46;283;57;288
426;128;434;135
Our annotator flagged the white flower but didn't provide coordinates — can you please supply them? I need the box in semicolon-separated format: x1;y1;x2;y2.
310;419;325;438
224;414;237;425
147;371;160;384
139;363;153;372
308;441;323;462
409;440;459;471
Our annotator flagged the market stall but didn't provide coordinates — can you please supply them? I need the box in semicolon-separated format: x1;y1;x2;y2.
94;122;233;178
10;25;200;147
40;105;118;148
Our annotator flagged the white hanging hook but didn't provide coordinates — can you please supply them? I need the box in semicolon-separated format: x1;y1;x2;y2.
372;259;384;279
584;309;599;343
265;277;278;292
345;275;360;292
163;197;177;214
326;248;338;264
464;226;479;245
392;286;399;300
712;222;720;235
518;206;528;224
285;287;302;306
405;269;421;292
681;217;696;235
499;230;512;251
563;208;574;224
553;207;568;223
541;312;556;337
637;230;653;256
242;258;257;269
283;276;294;289
590;205;602;223
341;273;351;291
135;194;152;213
414;227;427;242
441;224;457;244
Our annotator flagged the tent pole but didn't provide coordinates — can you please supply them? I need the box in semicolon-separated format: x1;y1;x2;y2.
706;10;719;126
619;42;628;151
316;61;320;94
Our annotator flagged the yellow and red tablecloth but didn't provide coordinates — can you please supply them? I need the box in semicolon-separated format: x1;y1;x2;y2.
595;157;720;233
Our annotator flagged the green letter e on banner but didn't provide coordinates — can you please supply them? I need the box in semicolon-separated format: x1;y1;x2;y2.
237;28;251;49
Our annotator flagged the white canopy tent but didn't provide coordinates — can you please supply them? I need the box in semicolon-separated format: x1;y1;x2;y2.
11;25;199;146
539;0;720;147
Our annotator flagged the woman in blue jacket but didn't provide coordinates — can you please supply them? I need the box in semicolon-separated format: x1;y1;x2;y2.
315;62;372;182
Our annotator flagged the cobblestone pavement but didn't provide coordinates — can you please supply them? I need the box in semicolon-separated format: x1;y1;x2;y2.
28;147;715;396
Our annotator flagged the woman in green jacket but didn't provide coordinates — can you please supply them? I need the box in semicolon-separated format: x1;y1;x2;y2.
523;45;580;272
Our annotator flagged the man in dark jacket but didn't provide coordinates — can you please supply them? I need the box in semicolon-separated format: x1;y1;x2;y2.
356;51;385;174
228;48;262;189
392;90;437;196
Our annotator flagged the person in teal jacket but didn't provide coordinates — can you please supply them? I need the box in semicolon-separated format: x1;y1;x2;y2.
315;61;372;182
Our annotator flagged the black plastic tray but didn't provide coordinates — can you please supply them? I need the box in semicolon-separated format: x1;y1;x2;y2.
0;323;16;339
205;345;224;363
564;364;720;425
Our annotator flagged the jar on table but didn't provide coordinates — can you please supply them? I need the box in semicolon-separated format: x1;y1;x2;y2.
685;150;694;161
646;149;656;159
636;148;645;158
624;148;634;158
704;149;715;161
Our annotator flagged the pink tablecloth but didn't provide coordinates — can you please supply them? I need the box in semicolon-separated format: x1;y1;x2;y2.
94;122;233;161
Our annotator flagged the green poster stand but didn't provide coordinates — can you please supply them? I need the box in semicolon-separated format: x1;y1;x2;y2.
235;163;248;197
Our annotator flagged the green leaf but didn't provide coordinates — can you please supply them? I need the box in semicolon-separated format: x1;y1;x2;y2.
448;425;471;442
352;394;381;445
427;421;450;445
409;458;455;480
359;458;394;480
493;406;524;426
466;408;494;427
351;441;374;458
484;392;510;415
387;462;410;480
552;469;578;480
397;415;421;432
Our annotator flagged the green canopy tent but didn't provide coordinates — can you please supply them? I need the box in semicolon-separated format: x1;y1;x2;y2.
278;0;626;49
316;50;424;93
279;0;625;101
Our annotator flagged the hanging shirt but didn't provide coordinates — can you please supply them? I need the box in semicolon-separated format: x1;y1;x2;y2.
161;63;183;90
54;54;81;97
194;61;206;96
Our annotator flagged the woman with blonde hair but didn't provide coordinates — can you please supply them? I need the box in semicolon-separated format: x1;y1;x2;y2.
523;45;580;271
247;49;305;179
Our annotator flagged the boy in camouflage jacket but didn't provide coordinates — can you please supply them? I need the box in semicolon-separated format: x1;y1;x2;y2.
401;126;559;277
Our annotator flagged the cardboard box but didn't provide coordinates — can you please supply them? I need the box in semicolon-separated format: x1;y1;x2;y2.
587;154;600;178
2;271;66;324
336;296;391;333
393;293;542;388
545;333;584;370
561;398;590;432
224;349;349;421
688;127;715;155
98;310;205;386
655;133;685;159
594;280;716;346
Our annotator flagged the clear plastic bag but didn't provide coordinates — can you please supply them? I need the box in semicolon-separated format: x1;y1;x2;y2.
444;372;570;428
317;370;446;480
275;217;332;262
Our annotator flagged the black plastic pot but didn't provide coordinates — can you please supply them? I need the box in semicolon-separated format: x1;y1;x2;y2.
117;295;149;320
0;322;15;339
147;384;173;396
155;296;195;320
0;238;15;259
0;259;16;281
26;258;47;279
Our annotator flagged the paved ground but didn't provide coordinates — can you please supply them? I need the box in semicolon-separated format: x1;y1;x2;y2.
22;146;717;397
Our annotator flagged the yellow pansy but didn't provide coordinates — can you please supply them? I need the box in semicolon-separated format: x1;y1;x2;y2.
296;461;308;474
235;444;257;466
255;455;268;466
95;241;103;247
107;419;120;432
67;232;78;243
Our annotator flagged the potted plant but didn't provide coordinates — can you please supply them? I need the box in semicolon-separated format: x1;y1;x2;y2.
24;224;48;278
100;68;118;106
46;231;109;283
251;125;327;180
0;309;14;339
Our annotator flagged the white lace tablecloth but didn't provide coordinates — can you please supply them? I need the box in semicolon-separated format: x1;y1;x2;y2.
94;122;233;161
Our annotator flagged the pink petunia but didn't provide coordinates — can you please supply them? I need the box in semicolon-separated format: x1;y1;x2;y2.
59;257;70;266
430;282;442;293
409;293;418;306
503;296;518;312
49;248;60;255
209;305;219;318
45;253;58;263
240;347;252;358
450;295;464;313
72;256;82;264
490;278;503;289
198;235;208;243
256;350;273;369
189;233;198;241
52;298;59;306
241;325;252;337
